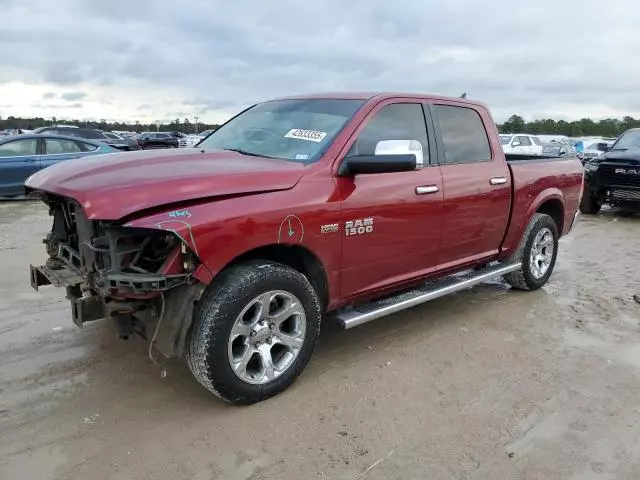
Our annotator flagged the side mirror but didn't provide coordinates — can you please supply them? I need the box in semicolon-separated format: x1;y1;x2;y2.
595;143;609;152
511;141;521;147
340;155;416;175
340;139;421;175
374;139;424;166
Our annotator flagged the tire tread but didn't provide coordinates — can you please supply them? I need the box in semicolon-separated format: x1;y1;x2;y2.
186;260;321;404
504;213;558;291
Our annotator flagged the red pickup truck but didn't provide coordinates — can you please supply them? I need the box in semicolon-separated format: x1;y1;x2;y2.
27;93;584;404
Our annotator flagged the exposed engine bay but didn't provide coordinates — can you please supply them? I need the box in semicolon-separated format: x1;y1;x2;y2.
30;194;204;356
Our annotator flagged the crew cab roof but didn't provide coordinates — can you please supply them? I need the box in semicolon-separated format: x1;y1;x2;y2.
271;92;488;109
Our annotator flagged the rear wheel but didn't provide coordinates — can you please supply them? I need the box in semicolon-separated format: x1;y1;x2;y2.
579;193;601;214
186;261;321;404
504;213;558;291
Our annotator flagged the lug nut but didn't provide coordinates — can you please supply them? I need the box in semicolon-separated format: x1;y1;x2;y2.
250;331;257;337
269;322;275;329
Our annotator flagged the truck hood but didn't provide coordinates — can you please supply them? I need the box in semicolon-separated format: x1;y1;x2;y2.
26;148;305;220
597;149;640;165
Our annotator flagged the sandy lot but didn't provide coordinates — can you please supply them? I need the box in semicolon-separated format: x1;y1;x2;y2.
1;201;639;480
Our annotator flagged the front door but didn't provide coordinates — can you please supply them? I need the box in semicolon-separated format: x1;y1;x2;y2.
337;100;444;299
0;138;41;197
430;102;511;269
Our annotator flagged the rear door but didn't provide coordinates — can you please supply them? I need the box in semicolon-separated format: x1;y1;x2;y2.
430;102;511;269
530;136;543;155
158;133;172;147
338;100;443;298
518;135;533;154
0;138;40;196
147;133;160;148
41;137;84;169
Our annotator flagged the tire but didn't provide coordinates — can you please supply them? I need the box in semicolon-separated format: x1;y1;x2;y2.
186;260;321;404
579;193;601;214
504;213;559;291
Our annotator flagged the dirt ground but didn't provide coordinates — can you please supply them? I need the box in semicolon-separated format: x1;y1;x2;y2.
1;201;639;480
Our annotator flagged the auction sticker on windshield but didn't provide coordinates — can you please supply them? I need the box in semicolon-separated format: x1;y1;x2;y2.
285;129;327;143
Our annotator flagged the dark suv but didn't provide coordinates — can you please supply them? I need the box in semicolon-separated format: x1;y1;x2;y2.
581;128;640;213
137;132;180;149
33;127;138;151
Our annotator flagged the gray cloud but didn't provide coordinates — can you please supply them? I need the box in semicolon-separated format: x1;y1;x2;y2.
61;91;87;101
43;61;84;85
32;102;83;109
42;92;56;99
1;0;640;120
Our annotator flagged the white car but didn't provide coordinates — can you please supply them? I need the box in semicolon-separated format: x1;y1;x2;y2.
581;140;614;160
500;134;543;156
179;134;202;148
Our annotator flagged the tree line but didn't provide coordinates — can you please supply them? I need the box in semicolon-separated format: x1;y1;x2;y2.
0;116;220;134
499;115;640;138
4;113;640;138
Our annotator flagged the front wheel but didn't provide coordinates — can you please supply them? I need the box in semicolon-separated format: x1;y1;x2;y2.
504;213;559;291
186;261;321;404
579;193;601;214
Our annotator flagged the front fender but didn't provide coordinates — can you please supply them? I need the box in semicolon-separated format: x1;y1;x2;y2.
123;185;342;297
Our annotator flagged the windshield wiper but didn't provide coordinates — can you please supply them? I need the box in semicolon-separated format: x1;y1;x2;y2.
221;148;277;159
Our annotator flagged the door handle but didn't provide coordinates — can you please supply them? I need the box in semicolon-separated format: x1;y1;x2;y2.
24;158;37;163
416;185;439;195
489;177;507;185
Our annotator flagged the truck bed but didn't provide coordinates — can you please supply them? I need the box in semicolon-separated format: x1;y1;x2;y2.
500;154;584;258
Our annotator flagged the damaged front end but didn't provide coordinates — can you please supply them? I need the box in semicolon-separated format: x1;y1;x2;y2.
30;194;206;357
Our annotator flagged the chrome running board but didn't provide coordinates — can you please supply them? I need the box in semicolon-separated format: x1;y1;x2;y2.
335;263;521;330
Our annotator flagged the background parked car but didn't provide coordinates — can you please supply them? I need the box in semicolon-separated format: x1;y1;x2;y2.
198;129;215;140
580;139;615;162
137;132;180;149
179;134;202;148
103;131;140;151
0;134;118;197
500;134;544;156
167;131;186;139
542;139;577;157
32;127;138;151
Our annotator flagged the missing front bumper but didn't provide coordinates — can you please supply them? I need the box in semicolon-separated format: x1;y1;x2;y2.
30;264;82;291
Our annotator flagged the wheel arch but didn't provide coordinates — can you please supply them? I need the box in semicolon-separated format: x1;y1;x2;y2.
220;244;330;310
535;197;565;234
526;189;565;234
499;188;566;259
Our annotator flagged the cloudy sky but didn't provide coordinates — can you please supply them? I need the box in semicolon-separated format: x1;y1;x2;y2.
1;0;638;124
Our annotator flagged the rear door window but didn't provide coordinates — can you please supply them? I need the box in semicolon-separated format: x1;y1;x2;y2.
433;105;491;163
45;138;83;154
519;136;532;146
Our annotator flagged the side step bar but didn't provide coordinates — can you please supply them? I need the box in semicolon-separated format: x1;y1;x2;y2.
335;262;521;330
